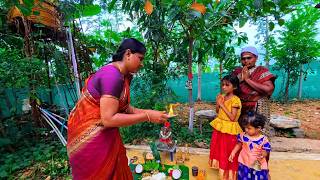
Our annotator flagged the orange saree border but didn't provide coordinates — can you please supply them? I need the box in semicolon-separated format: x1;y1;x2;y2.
67;89;102;156
67;74;133;180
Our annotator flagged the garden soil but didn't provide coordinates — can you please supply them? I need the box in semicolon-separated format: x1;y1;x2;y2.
127;148;320;180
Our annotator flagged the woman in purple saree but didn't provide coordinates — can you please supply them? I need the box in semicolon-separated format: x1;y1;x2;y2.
67;38;169;180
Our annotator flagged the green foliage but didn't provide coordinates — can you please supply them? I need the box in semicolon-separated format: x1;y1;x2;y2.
81;20;144;69
130;77;178;110
62;4;102;20
120;118;212;147
0;112;69;178
170;119;211;146
120;122;162;144
0;141;70;179
143;160;160;172
80;18;178;110
112;0;299;108
0;49;47;89
0;113;69;178
278;18;285;26
0;116;38;150
270;6;320;101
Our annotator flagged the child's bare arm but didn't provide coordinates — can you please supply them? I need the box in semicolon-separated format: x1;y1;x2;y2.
219;105;239;121
228;143;242;162
257;150;269;160
216;103;219;113
261;150;268;157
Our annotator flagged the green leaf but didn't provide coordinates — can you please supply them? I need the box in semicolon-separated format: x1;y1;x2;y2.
81;5;102;17
23;0;34;8
17;4;32;16
107;0;117;12
0;170;8;178
278;18;285;26
33;10;40;16
266;1;276;9
71;4;102;19
239;17;248;28
269;21;275;31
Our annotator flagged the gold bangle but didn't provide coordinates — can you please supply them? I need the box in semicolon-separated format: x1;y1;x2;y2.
145;112;151;122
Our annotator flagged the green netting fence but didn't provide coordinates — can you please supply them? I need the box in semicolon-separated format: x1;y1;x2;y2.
168;62;320;102
1;62;319;118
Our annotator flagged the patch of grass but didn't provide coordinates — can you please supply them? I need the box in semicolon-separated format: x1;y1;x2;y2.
284;111;291;115
0;141;70;179
121;117;212;148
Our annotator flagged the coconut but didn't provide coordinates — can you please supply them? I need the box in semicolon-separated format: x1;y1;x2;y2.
135;164;143;174
172;169;182;179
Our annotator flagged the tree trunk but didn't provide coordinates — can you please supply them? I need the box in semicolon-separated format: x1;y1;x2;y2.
219;60;223;93
197;63;202;101
285;71;290;102
265;16;270;69
297;64;303;99
21;17;41;123
188;37;194;132
44;45;53;104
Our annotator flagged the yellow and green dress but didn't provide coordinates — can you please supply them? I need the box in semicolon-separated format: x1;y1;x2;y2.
209;95;243;174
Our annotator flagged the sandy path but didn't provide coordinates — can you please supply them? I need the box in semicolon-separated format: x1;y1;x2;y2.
126;147;320;180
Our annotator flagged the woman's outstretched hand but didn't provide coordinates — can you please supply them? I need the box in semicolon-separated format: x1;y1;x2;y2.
145;110;169;124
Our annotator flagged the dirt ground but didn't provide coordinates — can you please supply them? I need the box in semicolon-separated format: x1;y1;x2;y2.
174;100;320;139
270;100;320;139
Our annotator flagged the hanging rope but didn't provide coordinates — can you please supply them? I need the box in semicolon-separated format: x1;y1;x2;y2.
39;107;68;130
38;106;67;146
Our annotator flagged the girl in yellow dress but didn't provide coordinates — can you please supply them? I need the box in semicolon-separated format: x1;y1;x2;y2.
209;75;243;180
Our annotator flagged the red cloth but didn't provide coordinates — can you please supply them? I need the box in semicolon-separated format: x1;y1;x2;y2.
159;138;172;144
232;66;275;102
209;130;239;171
